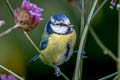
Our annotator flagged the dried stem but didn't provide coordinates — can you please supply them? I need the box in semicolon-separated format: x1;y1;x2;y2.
74;0;98;80
74;0;109;79
98;72;118;80
0;65;24;80
0;24;19;37
118;0;120;79
77;0;85;80
113;76;119;80
5;0;14;16
90;0;117;61
91;0;108;20
89;27;117;61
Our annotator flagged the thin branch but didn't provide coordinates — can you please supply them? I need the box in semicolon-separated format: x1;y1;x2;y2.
91;0;108;20
118;0;120;79
89;27;117;61
89;0;117;61
98;72;118;80
113;76;119;80
0;65;24;80
0;24;19;37
74;0;98;80
78;0;85;80
5;0;14;17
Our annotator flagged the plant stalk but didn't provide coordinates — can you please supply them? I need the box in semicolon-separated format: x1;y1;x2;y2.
5;0;14;16
91;0;108;20
77;0;85;80
98;72;118;80
0;24;19;37
0;65;24;80
118;0;120;79
74;0;98;80
89;27;117;61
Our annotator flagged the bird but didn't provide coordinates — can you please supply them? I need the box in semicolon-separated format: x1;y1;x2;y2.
29;14;76;76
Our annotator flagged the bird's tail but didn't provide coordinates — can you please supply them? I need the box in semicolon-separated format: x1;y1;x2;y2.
28;53;40;64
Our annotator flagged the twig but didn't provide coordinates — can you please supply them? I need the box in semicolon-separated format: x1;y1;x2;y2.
0;24;19;37
91;0;108;20
98;72;118;80
90;0;117;61
89;27;117;61
74;0;98;80
113;76;119;80
118;0;120;79
80;0;85;37
5;0;14;17
0;65;24;80
74;1;109;79
77;0;85;80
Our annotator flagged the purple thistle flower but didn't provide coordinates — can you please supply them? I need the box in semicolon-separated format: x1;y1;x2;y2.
110;0;117;9
8;75;16;80
111;0;116;6
0;74;16;80
0;74;6;80
14;0;44;31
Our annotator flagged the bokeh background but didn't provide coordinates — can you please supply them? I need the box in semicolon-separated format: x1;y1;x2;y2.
0;0;117;80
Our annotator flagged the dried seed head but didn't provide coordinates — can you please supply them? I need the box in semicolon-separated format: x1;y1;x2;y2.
14;0;44;31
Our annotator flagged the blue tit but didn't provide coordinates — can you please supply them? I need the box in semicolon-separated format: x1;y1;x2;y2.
29;14;76;76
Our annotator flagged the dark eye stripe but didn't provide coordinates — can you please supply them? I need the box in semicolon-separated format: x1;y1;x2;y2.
59;23;67;26
52;23;68;26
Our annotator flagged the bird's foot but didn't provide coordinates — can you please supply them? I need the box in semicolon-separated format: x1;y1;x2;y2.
54;66;61;77
73;50;87;58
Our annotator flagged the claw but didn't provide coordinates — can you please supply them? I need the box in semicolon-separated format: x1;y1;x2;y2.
73;50;86;55
54;66;61;77
81;50;86;55
73;50;86;58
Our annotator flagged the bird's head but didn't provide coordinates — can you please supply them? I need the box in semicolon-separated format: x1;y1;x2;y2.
46;14;73;35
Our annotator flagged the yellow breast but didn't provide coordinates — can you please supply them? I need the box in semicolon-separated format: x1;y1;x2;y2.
40;31;76;65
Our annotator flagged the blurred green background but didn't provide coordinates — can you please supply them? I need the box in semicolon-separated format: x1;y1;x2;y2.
0;0;118;80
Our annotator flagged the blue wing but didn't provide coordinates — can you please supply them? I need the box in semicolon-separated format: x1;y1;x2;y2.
65;44;70;58
40;38;49;50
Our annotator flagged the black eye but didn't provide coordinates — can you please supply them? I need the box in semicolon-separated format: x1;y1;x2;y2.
59;23;67;26
55;24;59;25
19;20;23;24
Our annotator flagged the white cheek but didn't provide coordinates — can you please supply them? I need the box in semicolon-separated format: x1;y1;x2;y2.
51;24;68;34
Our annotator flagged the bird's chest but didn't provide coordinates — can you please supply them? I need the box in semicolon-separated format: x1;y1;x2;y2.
49;34;69;50
40;34;71;65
